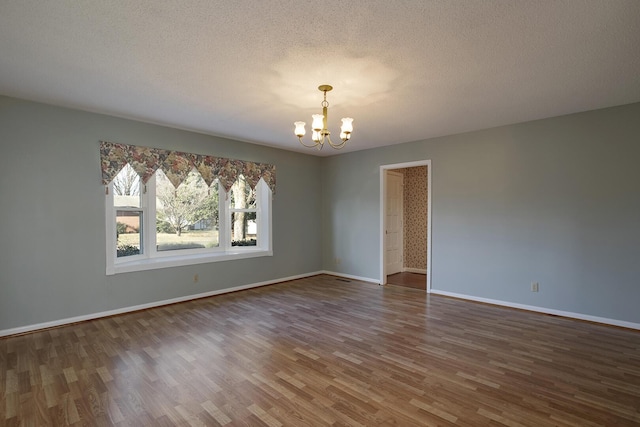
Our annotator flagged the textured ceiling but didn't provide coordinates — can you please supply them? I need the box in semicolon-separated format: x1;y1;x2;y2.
1;1;639;156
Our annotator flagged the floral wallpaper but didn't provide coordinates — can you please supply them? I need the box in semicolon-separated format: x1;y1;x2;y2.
99;141;276;194
403;166;428;271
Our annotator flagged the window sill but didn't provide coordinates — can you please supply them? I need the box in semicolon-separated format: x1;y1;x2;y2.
106;248;272;275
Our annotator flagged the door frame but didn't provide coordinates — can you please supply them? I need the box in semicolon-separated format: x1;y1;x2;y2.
379;160;432;291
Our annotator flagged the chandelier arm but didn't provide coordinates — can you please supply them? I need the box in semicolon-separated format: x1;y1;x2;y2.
326;134;347;150
298;137;323;149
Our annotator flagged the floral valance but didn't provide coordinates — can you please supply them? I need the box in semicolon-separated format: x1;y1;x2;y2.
99;141;276;194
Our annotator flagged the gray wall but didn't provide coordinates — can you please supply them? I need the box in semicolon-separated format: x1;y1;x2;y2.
322;102;640;324
2;96;639;330
0;96;323;330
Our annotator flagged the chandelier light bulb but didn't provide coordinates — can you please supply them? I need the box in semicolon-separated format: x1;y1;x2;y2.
340;117;354;134
311;114;324;131
294;121;306;137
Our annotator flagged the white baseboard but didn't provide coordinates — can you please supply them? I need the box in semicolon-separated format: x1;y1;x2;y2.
10;274;633;337
403;268;427;274
0;271;324;338
430;289;640;331
321;270;381;285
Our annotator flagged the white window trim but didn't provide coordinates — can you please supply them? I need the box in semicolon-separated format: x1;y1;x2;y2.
106;177;272;275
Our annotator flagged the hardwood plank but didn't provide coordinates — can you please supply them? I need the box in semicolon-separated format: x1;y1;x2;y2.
387;272;426;290
1;274;640;425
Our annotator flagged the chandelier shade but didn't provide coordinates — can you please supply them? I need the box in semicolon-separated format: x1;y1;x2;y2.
294;85;353;150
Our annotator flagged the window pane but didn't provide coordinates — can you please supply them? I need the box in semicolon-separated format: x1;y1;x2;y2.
113;164;141;207
155;170;219;251
116;210;142;257
231;211;257;246
230;175;256;209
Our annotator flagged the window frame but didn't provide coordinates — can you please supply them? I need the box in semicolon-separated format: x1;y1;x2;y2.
106;173;272;275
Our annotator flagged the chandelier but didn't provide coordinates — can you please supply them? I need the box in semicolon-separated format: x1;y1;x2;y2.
294;85;354;150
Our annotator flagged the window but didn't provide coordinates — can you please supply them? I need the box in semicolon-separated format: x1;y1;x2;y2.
155;168;219;252
230;175;257;246
106;164;272;275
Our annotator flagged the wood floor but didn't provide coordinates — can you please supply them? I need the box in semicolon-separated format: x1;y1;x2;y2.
2;275;640;426
387;272;427;290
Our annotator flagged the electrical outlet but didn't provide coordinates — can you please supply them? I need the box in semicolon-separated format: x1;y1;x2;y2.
194;274;199;283
335;257;341;265
531;282;539;292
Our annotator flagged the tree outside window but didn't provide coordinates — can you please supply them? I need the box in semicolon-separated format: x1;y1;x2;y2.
230;175;257;246
155;169;219;251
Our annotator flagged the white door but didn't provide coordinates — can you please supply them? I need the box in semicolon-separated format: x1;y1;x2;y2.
386;171;403;275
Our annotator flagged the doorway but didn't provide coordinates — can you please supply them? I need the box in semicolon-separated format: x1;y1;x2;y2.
380;160;432;292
